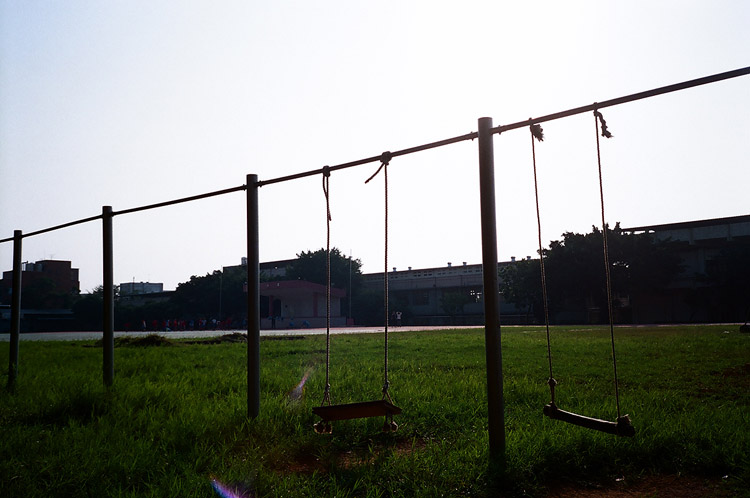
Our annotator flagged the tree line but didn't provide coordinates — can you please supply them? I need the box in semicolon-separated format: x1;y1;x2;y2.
499;223;749;324
6;224;748;330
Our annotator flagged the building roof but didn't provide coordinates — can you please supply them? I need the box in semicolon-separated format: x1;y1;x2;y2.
622;214;750;232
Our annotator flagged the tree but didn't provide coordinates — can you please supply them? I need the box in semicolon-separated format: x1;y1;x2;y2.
169;267;247;322
285;248;362;289
499;258;543;321
71;285;123;330
499;224;682;324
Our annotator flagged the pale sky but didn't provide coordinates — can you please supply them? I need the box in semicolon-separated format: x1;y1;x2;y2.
1;1;749;293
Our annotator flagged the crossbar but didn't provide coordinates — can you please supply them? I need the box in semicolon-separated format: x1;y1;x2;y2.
1;66;747;244
312;400;401;422
494;66;750;134
543;403;635;437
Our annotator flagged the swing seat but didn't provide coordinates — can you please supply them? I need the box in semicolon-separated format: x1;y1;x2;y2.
543;403;635;437
313;400;401;422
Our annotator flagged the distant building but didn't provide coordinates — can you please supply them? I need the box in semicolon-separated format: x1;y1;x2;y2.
260;258;294;279
117;281;171;307
0;259;80;307
120;281;164;295
363;261;527;326
0;259;79;331
622;214;750;323
260;280;346;329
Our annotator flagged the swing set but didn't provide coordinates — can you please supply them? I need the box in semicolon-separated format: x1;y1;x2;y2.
310;109;635;438
4;66;748;457
296;71;747;439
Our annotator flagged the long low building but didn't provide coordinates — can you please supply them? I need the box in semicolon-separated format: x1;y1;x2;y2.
622;214;750;323
363;260;527;326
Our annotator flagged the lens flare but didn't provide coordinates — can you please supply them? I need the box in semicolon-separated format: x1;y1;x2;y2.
211;479;252;498
288;367;314;402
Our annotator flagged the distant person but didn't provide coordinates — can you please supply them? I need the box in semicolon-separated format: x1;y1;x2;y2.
395;311;402;326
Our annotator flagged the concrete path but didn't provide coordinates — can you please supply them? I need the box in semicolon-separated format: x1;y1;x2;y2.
0;325;481;342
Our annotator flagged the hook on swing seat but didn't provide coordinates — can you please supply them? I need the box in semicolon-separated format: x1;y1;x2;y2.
543;403;635;437
313;399;401;422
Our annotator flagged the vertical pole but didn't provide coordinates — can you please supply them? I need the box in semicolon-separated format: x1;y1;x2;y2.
246;174;260;418
102;206;114;387
7;230;22;389
478;117;505;459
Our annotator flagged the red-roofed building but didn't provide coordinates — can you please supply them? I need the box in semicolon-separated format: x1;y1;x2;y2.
260;280;346;329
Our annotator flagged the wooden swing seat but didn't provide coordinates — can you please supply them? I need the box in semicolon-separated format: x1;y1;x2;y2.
543;403;635;437
313;400;401;422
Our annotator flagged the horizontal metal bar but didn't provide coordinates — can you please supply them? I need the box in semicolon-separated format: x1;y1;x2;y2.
13;214;104;240
257;132;478;187
0;186;247;243
1;66;747;243
113;184;247;216
494;66;750;134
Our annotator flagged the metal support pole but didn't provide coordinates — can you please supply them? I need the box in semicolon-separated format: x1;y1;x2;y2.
478;117;505;459
102;206;114;387
246;175;260;418
7;230;22;389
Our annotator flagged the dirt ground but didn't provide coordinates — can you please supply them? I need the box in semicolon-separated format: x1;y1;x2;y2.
546;474;734;497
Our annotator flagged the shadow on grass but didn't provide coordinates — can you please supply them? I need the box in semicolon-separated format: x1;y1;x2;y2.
20;390;111;427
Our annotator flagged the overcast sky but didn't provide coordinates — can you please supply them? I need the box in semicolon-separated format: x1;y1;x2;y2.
1;1;749;293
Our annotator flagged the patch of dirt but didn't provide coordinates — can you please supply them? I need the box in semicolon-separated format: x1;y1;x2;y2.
273;438;427;475
694;363;749;399
720;363;750;378
185;333;308;344
184;332;248;344
91;334;175;347
546;474;732;497
262;335;306;341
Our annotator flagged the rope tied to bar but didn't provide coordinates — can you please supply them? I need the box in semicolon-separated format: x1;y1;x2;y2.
365;151;393;184
594;109;613;138
530;123;544;142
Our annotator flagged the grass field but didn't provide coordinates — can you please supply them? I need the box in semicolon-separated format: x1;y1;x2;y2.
1;325;748;497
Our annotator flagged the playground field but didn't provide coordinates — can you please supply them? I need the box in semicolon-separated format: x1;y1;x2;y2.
1;325;748;497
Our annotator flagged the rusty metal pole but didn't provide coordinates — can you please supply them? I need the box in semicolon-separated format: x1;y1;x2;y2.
246;175;260;418
478;117;505;459
102;206;114;387
7;230;22;389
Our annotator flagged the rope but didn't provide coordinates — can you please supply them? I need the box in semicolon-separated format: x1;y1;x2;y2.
593;110;622;419
529;124;557;406
321;166;332;406
366;151;394;403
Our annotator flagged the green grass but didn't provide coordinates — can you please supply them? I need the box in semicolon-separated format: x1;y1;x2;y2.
1;325;748;497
